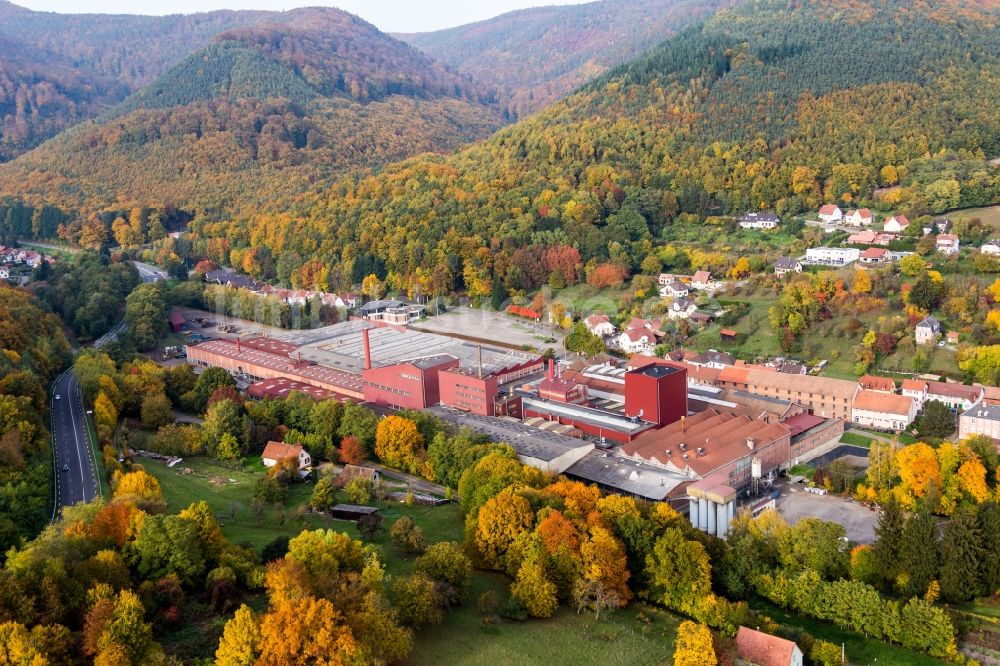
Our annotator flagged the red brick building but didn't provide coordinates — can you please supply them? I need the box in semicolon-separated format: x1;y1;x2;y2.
362;354;460;410
438;368;499;416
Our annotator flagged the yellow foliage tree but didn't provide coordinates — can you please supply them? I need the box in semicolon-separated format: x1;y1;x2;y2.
475;487;534;569
580;525;631;606
216;605;260;666
112;470;164;513
895;443;942;509
374;415;424;474
257;596;358;665
673;621;717;666
852;269;872;294
93;391;118;444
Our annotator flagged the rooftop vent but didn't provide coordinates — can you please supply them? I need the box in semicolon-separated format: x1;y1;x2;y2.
697;447;705;456
747;437;755;450
682;453;689;461
679;441;687;451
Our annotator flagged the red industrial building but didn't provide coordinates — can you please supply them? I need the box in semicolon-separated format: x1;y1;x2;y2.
624;362;688;427
438;368;500;416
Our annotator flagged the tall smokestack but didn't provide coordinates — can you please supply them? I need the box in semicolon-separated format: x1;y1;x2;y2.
547;358;554;381
236;338;241;354
362;328;372;370
477;345;483;379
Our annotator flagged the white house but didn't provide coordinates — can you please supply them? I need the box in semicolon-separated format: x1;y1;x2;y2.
844;208;874;227
617;328;655;354
925;381;983;412
659;281;689;299
805;247;860;265
262;441;312;476
981;239;1000;256
936;233;960;255
584;314;616;337
667;297;698;320
818;204;843;224
852;391;917;431
739;212;780;230
773;257;802;276
960;400;1000;441
883;215;910;233
736;626;803;666
915;316;941;345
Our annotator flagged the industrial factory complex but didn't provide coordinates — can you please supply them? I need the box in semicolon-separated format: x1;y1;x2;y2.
186;321;846;537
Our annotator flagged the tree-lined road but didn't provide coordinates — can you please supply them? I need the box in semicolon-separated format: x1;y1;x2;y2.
51;372;99;509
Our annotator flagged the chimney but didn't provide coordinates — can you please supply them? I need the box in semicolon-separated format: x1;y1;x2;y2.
681;415;686;432
236;338;241;354
362;328;372;370
547;358;555;381
477;345;483;379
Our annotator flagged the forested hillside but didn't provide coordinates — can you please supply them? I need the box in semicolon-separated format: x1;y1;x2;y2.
398;0;734;116
0;2;498;164
175;0;1000;294
0;9;504;213
0;35;126;161
0;283;70;553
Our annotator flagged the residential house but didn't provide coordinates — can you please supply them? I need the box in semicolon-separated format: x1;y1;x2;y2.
925;381;983;412
689;350;735;370
884;215;910;233
667;297;698;320
844;208;874;227
859;247;890;264
935;218;953;233
981;239;1000;256
617;328;655;354
873;232;898;246
852;391;917;431
659;281;689;299
736;626;803;666
818;204;843;224
584;314;616;337
915;316;941;345
847;230;878;245
773;257;802;276
936;233;960;255
690;271;713;290
859;375;896;393
959;400;1000;441
739;212;780;230
21;251;41;268
335;464;380;488
947;331;960;345
779;362;807;375
261;441;312;476
901;379;929;411
805;247;860;265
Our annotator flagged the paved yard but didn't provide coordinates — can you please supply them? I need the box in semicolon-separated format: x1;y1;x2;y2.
776;483;879;544
412;306;563;349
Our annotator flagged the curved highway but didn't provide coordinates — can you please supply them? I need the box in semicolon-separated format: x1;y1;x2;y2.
50;260;166;512
51;372;99;508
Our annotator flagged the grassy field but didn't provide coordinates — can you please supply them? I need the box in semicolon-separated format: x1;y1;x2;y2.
752;601;947;666
409;576;681;666
950;205;1000;229
140;456;463;558
551;283;630;317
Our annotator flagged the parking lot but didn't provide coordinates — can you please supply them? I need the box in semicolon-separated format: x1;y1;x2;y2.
775;482;879;544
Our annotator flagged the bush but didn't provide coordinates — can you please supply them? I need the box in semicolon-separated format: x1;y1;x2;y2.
500;596;528;621
344;477;373;505
810;640;842;666
389;517;427;554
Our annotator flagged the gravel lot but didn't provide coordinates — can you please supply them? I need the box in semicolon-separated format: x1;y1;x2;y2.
776;482;878;544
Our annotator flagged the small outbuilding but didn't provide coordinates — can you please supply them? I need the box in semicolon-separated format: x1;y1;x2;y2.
330;504;379;521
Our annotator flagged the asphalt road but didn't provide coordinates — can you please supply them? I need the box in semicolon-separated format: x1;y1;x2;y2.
51;372;98;509
133;261;169;282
